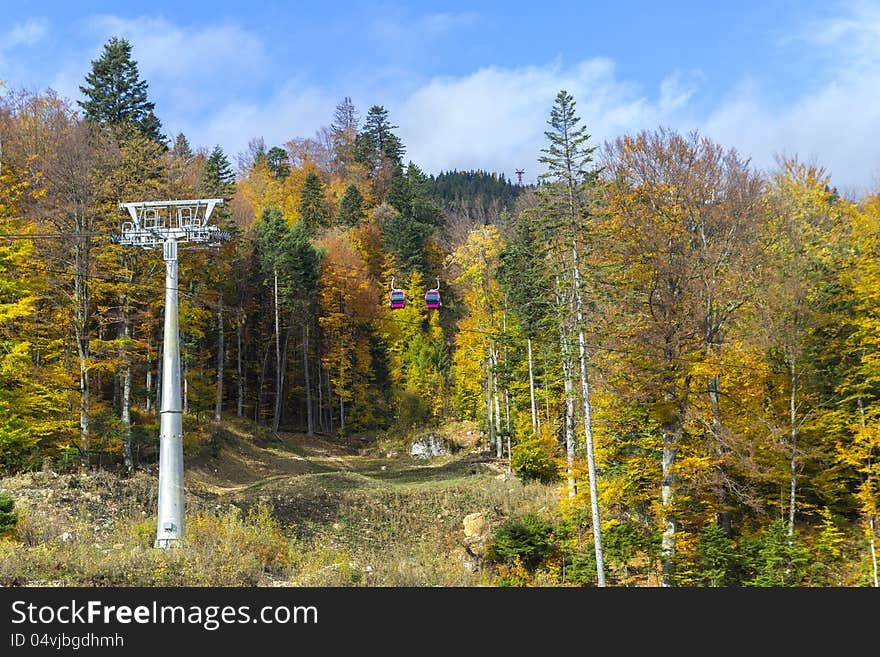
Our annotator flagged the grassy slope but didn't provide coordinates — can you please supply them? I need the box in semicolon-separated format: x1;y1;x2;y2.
0;419;560;586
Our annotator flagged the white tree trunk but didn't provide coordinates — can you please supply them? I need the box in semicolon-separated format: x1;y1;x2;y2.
527;337;538;433
661;425;678;587
492;346;503;459
273;269;282;432
858;398;878;588
870;516;879;589
303;323;313;435
120;312;132;473
155;341;162;419
236;309;243;418
789;357;798;538
560;324;577;498
485;352;495;452
571;239;605;586
74;235;90;469
145;337;152;415
215;299;224;423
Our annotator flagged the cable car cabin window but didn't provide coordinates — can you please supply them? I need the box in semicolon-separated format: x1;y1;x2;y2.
424;290;441;309
390;290;406;309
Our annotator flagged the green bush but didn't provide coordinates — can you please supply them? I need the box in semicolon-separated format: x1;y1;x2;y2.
692;523;741;587
743;518;810;587
485;512;555;571
510;427;560;484
0;493;16;536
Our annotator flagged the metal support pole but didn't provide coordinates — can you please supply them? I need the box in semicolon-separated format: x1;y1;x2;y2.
155;239;184;548
113;198;228;549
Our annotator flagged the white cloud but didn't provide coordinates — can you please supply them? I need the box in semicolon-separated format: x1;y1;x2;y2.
4;18;49;49
370;10;479;42
701;76;880;197
80;15;270;117
396;59;697;183
183;81;337;164
27;8;879;195
702;2;880;196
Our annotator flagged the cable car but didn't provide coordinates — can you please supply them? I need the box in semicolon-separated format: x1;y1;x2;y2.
389;277;406;309
425;277;442;310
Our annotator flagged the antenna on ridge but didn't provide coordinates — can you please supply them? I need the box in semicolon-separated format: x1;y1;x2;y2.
515;169;525;185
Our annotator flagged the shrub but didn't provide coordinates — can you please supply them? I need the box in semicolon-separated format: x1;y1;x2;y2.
743;518;810;587
485;512;555;571
0;493;17;536
510;426;560;484
692;523;741;587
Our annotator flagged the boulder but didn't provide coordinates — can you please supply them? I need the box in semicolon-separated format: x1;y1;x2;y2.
409;433;448;459
462;511;490;560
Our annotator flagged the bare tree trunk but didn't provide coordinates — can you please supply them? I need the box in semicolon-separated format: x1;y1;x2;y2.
236;309;243;418
275;327;290;432
273;269;282;432
155;341;162;419
485;352;495;452
543;347;551;427
527;337;538;433
120;307;132;474
317;357;325;432
145;337;152;414
560;324;577;498
492;346;503;459
788;356;798;538
327;368;334;435
871;516;879;589
303;323;313;436
502;307;511;438
572;239;605;586
215;299;224;423
256;338;271;424
556;274;577;498
576;324;604;586
74;235;90;469
706;366;733;534
857;397;878;587
661;416;681;587
122;349;132;472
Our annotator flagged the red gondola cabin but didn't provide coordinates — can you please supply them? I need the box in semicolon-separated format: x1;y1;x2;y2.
390;289;406;309
424;288;441;310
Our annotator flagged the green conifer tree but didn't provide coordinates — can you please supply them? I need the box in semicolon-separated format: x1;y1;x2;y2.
299;172;327;234
78;36;165;143
336;184;365;227
203;145;234;198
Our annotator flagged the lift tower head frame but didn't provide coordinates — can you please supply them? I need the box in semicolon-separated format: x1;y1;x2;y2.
112;199;230;549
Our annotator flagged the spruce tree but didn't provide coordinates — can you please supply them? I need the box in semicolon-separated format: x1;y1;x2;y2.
537;89;606;585
78;36;165;143
354;105;404;167
266;146;290;180
353;105;404;200
382;163;441;273
331;97;359;171
204;145;235;199
299;172;327;234
171;133;194;163
336;184;365;227
0;493;16;535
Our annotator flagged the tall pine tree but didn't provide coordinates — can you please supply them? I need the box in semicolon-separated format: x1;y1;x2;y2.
78;36;165;143
300;172;327;234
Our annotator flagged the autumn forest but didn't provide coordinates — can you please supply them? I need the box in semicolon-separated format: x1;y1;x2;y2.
1;36;879;587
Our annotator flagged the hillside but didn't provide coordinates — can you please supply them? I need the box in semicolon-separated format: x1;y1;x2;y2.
0;420;563;587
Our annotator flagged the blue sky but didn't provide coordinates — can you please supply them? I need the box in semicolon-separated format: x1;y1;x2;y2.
2;1;879;196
